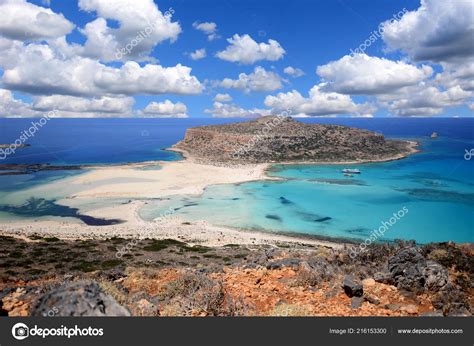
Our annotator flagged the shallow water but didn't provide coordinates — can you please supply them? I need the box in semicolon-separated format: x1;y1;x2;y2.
0;197;123;226
139;120;474;244
1;118;473;243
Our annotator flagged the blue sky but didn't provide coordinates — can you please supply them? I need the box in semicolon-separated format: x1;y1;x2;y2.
0;0;472;117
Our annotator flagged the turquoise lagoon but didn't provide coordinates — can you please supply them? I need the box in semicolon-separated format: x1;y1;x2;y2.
0;118;473;243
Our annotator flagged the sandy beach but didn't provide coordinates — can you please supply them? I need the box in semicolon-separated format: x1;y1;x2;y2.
0;141;419;249
70;160;273;199
0;214;344;249
0;159;344;248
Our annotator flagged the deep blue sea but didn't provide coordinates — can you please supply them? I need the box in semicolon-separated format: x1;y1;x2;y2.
1;118;473;244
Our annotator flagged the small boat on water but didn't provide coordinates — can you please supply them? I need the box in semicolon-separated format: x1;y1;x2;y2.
342;168;361;174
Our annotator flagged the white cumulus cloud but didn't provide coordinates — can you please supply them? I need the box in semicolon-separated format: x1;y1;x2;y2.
192;21;220;41
220;66;283;93
190;48;206;60
0;89;137;117
381;0;474;64
216;34;285;64
78;0;181;62
205;102;270;118
316;54;433;95
283;66;305;78
264;84;376;117
142;99;188;117
0;42;203;97
213;93;232;102
379;84;472;116
0;0;74;41
435;62;474;92
33;95;134;114
0;89;39;117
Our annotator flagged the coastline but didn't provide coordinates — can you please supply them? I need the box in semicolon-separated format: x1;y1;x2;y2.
0;214;345;249
0;140;420;248
2;134;473;317
168;139;419;167
274;140;420;166
67;160;274;199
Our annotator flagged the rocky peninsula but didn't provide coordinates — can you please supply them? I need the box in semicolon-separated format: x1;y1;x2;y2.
173;116;418;164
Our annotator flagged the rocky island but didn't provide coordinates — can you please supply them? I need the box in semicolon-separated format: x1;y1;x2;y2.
173;116;417;164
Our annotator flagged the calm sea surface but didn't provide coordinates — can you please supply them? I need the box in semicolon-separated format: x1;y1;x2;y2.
1;118;473;243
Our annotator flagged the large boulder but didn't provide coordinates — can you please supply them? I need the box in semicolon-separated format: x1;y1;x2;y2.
373;271;393;284
342;275;363;297
294;258;336;288
31;280;130;317
306;257;337;281
431;283;471;316
423;261;449;292
388;247;426;276
387;247;448;293
388;247;427;293
266;258;301;270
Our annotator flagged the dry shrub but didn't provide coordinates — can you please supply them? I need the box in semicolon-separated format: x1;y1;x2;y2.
97;279;129;306
268;303;313;316
160;302;184;317
159;271;224;315
292;259;335;288
292;267;320;287
125;267;162;280
160;271;251;316
426;249;448;262
224;294;254;317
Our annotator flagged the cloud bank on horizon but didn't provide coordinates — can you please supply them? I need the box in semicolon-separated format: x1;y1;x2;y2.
0;0;472;118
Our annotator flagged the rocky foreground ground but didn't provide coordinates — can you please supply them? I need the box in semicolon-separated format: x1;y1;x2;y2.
0;235;472;317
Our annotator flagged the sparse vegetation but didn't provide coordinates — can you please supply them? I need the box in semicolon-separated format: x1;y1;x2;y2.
143;239;185;251
101;259;124;270
181;245;210;253
159;271;247;316
43;237;60;242
174;116;415;164
71;261;98;272
0;235;471;317
8;251;22;258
